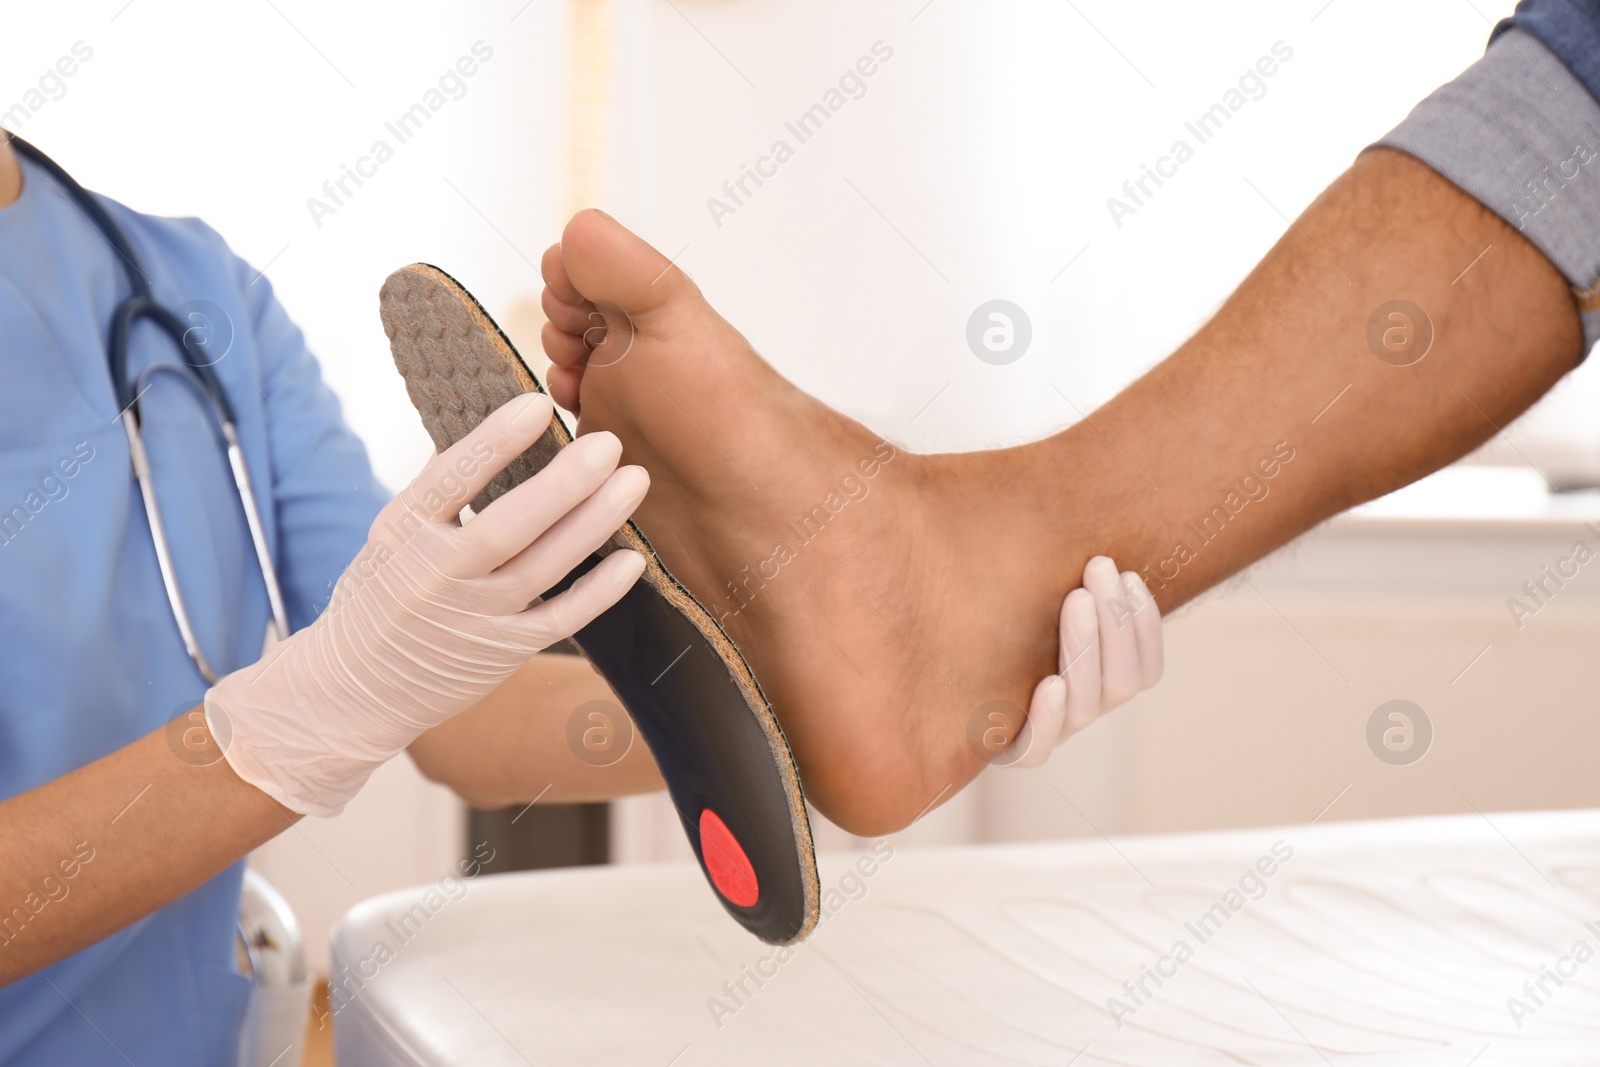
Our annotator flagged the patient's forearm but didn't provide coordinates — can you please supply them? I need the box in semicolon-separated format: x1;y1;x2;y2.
408;654;662;807
1040;148;1583;608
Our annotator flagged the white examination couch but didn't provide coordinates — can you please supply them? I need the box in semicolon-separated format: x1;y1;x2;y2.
330;810;1600;1065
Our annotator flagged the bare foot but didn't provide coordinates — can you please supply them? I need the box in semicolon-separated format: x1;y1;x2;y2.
540;211;1070;835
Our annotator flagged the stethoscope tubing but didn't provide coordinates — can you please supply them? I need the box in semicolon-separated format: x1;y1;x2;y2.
7;133;289;682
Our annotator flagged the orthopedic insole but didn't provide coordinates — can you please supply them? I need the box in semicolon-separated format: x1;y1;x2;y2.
378;264;819;945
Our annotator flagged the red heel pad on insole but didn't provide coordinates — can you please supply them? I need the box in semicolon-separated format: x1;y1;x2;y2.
699;808;760;907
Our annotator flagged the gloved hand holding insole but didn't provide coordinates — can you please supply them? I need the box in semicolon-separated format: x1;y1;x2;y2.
1000;556;1164;767
205;394;649;817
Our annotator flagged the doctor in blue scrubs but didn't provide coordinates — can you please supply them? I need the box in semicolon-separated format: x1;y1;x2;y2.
0;133;667;1064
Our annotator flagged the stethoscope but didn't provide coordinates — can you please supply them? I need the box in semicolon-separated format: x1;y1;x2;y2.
8;136;288;683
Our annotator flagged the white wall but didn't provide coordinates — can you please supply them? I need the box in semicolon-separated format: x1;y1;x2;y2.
606;0;1600;456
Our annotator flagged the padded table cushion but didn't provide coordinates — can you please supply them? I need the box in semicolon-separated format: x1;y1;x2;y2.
330;810;1600;1065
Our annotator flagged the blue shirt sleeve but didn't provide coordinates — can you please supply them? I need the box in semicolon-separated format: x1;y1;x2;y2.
1494;0;1600;106
231;257;390;632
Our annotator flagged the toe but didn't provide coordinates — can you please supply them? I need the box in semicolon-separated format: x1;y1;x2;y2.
542;322;592;369
547;365;583;414
541;243;586;306
560;209;690;316
542;286;598;335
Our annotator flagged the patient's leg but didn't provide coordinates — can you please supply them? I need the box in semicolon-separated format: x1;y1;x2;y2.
541;149;1580;835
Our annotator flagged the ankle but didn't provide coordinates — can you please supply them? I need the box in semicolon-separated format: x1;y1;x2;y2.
956;428;1164;621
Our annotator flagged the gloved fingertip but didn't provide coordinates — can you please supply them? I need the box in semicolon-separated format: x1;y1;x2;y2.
509;391;554;430
1121;569;1155;608
1084;555;1119;586
613;463;651;501
573;430;624;470
1040;673;1067;710
609;547;647;583
1065;589;1097;642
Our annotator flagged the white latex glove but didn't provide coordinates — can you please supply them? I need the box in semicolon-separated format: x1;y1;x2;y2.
205;394;648;817
1000;555;1163;767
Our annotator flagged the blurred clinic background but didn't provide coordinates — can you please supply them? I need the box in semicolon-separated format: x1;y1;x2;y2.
7;0;1600;983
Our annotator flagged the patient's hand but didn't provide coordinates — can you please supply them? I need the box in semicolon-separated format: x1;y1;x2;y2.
1000;556;1163;768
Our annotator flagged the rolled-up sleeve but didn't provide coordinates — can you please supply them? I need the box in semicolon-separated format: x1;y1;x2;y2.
1372;13;1600;356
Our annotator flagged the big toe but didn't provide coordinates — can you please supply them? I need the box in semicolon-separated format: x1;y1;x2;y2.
560;209;690;316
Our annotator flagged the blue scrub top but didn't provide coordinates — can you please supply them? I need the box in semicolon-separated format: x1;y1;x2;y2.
0;154;388;1063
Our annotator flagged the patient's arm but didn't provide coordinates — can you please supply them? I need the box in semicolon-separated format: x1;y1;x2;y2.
525;141;1583;835
1043;146;1584;609
407;653;662;807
